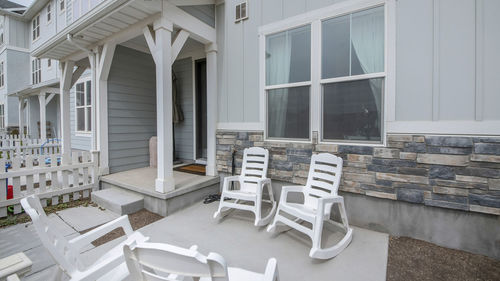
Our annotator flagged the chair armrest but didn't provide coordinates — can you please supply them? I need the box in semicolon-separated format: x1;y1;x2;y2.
223;175;241;191
318;195;344;205
263;258;279;281
68;215;134;252
280;186;305;203
70;251;126;281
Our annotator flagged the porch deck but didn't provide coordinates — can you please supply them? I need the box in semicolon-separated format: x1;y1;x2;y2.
99;167;220;216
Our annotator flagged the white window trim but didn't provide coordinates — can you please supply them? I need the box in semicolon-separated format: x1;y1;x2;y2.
47;3;52;24
259;0;396;146
0;61;4;88
32;14;40;42
59;0;66;14
74;78;92;134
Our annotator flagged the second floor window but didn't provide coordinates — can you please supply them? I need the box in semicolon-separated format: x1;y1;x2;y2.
47;4;52;22
76;81;92;133
47;59;52;68
0;62;4;87
32;15;40;41
0;104;4;130
32;59;41;84
60;0;65;11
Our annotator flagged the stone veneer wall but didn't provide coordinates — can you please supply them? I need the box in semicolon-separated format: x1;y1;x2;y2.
216;131;500;216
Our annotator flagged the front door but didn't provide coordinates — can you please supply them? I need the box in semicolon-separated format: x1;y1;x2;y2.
195;59;207;163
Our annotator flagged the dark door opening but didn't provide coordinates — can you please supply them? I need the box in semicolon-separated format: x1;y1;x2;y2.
195;59;207;161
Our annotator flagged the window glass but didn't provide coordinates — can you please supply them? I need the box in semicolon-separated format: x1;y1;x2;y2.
77;108;85;131
267;86;310;139
86;81;91;105
266;25;311;86
350;6;384;75
322;15;350;79
76;83;84;106
322;78;383;141
86;107;91;130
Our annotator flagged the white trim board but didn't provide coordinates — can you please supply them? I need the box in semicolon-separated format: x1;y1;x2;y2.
387;121;500;136
217;122;264;131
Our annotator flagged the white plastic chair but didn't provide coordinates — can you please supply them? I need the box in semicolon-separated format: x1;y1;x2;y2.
123;242;279;281
213;147;276;226
20;194;148;281
267;153;353;259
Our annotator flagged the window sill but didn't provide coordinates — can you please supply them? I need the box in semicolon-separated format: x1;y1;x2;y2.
75;132;91;137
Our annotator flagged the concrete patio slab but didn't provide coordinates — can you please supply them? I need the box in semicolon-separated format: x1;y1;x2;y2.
138;202;389;281
56;205;120;232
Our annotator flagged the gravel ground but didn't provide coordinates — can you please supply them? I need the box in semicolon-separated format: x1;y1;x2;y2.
387;236;500;281
81;209;163;247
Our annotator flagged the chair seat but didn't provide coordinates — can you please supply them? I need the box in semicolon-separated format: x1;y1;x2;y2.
224;189;257;201
280;202;328;221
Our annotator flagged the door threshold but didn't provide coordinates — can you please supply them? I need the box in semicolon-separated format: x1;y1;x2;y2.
195;159;207;165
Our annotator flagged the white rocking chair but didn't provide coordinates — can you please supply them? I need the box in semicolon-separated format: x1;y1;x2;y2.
20;195;148;281
213;147;276;226
267;153;353;259
124;242;279;281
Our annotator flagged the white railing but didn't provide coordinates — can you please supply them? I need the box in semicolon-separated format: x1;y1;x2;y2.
0;137;61;160
0;151;99;218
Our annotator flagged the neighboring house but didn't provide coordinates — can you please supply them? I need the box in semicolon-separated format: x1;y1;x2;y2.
3;0;500;259
0;0;28;133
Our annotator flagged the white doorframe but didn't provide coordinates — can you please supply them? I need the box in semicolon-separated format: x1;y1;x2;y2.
189;52;207;163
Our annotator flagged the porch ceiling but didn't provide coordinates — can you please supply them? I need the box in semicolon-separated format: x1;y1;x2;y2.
32;0;162;60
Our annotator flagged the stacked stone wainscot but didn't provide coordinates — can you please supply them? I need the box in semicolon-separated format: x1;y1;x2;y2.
216;131;500;216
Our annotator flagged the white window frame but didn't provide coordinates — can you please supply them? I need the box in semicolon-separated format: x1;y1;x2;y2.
0;104;4;130
258;0;396;146
0;61;4;88
75;79;92;134
47;3;52;24
59;0;65;13
31;58;41;84
32;15;40;42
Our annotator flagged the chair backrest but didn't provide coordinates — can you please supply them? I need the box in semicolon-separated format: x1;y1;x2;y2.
20;195;80;275
124;242;228;281
240;147;269;193
304;153;343;210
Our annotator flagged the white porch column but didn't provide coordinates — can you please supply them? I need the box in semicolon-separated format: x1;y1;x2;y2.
88;53;97;152
38;93;46;140
154;19;175;193
205;43;218;176
18;97;24;136
60;61;75;163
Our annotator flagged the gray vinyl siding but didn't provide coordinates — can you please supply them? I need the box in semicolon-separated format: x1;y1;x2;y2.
219;0;500;125
6;18;29;49
173;58;194;161
6;49;30;94
107;45;156;173
180;5;215;27
70;71;91;150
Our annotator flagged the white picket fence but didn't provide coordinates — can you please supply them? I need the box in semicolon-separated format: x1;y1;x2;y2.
0;137;61;160
0;151;99;218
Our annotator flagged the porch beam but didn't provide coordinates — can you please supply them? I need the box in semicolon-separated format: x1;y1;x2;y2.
70;65;87;88
163;1;216;44
171;30;190;62
38;93;47;140
45;93;56;106
205;43;217;176
60;60;75;163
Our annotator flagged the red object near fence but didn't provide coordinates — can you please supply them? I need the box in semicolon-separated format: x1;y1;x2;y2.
7;185;13;199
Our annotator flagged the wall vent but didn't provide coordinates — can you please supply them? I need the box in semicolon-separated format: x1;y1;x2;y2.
235;1;248;23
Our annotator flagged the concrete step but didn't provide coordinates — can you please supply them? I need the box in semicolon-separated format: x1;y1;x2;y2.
91;188;144;215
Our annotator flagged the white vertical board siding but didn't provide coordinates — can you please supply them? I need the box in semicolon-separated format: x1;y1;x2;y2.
482;0;500;120
395;0;433;121
243;0;261;122
226;1;244;122
216;4;227;123
438;0;475;120
46;96;59;138
173;58;194;161
6;50;30;94
70;72;91;151
107;46;156;173
7;18;29;49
